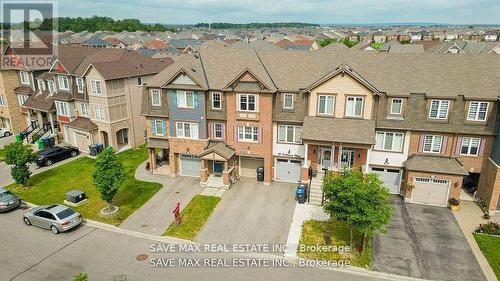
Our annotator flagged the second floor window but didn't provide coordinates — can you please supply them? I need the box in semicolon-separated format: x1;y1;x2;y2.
47;81;55;94
467;102;488;121
151;89;161;106
429;100;449;119
37;80;45;91
460;137;480;156
214;123;223;139
20;71;30;85
94;106;105;120
346;96;363;117
423;135;443;153
55;101;69;116
80;103;89;117
176;122;198;139
0;95;5;106
212;92;221;109
283;93;294;109
375;131;404;152
177;91;194;108
318;95;334;115
278;125;302;144
58;75;69;91
18;94;28;106
152;119;167;136
390;98;403;115
238;126;259;142
76;78;84;93
238;94;256;112
91;80;102;95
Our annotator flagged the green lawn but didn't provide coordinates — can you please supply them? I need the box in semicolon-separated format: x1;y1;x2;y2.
5;146;162;225
474;233;500;279
0;148;5;161
298;220;371;268
164;195;220;240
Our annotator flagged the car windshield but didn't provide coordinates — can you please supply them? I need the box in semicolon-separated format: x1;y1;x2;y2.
56;208;76;219
0;191;14;199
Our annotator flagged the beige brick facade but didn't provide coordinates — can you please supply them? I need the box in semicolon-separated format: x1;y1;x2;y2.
476;158;500;212
0;70;26;133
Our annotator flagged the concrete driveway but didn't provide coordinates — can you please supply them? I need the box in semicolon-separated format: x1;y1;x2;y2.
196;179;296;244
372;196;486;281
0;135;15;148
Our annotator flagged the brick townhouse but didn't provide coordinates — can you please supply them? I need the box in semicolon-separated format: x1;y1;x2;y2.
141;49;500;213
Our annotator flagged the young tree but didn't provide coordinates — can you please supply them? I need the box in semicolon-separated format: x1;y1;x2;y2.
322;170;392;254
73;272;88;281
4;142;38;185
93;147;125;212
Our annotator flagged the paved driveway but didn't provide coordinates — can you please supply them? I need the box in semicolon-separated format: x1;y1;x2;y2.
0;135;15;148
372;196;486;281
196;179;296;244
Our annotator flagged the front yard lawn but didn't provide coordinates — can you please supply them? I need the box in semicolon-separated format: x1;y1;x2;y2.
473;233;500;279
5;146;162;226
164;195;220;240
298;220;371;269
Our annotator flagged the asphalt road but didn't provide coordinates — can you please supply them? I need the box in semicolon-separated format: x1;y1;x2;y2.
1;208;397;281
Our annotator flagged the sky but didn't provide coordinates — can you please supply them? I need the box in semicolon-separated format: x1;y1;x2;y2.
53;0;500;25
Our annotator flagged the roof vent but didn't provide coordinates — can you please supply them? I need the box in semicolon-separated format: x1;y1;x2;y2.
194;54;199;59
191;68;196;72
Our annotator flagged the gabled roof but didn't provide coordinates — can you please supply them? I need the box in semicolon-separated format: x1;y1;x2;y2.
198;141;235;160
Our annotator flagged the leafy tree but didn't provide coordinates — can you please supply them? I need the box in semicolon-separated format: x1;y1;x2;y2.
4;142;38;185
73;272;88;281
317;38;337;47
341;38;358;48
93;147;125;211
322;170;392;254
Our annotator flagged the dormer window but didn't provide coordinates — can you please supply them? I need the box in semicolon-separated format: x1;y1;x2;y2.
429;100;449;119
47;81;55;95
76;78;85;93
467;101;488;121
283;93;294;110
390;98;403;115
37;80;45;92
20;71;30;85
57;75;69;91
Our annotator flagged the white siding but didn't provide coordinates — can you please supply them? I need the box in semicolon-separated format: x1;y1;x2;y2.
369;131;411;168
272;123;305;158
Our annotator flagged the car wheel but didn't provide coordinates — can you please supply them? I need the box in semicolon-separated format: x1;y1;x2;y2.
70;150;78;157
23;217;31;226
4;132;11;137
45;159;53;166
51;225;59;234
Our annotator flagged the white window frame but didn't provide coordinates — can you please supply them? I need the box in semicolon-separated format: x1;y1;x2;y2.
137;77;143;85
57;75;70;91
91;80;102;95
346;96;364;117
460;137;481;156
428;100;449;119
390;98;403;115
467;101;488;121
94;106;106;120
278;125;302;144
214;123;223;139
423;135;443;153
211;92;222;110
20;71;30;85
317;95;334;115
0;95;5;107
76;78;84;93
177;90;194;108
283;93;294;110
151;89;161;106
55;101;70;117
176;122;198;139
238;126;259;142
17;94;28;106
37;79;45;91
47;80;55;94
375;131;404;152
237;94;257;112
152;119;166;136
80;103;89;117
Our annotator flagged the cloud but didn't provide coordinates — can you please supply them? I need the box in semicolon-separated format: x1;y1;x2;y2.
56;0;500;24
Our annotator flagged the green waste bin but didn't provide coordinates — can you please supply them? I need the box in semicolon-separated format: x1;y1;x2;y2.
15;134;22;142
37;139;45;150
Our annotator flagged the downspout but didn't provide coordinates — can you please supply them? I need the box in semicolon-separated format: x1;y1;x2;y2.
125;77;136;147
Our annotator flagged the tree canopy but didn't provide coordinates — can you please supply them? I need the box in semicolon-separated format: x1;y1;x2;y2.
195;22;319;29
93;147;125;208
4;142;38;185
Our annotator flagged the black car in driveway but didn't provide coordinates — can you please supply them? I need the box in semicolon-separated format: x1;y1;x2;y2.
36;146;79;167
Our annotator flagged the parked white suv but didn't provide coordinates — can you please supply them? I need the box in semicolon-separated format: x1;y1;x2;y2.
0;128;12;137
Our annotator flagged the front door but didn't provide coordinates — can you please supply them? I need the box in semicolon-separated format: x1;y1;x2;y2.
318;146;332;170
340;147;355;170
214;161;224;174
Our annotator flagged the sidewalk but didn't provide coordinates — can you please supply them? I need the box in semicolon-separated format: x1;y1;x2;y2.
119;160;201;236
452;201;498;281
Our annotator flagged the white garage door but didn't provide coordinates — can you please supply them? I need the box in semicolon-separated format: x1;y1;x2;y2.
411;177;450;206
73;131;91;153
240;157;264;178
275;159;302;182
180;155;201;177
371;167;401;194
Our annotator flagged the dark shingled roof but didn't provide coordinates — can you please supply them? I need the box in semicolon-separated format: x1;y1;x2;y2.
146;137;169;149
14;86;35;95
23;90;54;112
198;141;235;160
403;155;469;176
67;117;98;131
301;116;376;145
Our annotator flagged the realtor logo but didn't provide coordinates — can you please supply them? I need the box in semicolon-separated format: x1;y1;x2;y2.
1;1;58;69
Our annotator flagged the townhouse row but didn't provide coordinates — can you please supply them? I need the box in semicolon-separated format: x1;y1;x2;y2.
140;49;500;213
0;46;173;152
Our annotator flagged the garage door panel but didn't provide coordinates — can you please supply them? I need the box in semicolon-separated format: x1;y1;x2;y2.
412;178;449;206
276;159;302;182
180;156;201;177
240;157;263;178
371;167;401;194
73;131;90;153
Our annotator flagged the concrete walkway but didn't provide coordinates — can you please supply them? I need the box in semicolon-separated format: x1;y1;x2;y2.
120;160;201;236
452;201;498;281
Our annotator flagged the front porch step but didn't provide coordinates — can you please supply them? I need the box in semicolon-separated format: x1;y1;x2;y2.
205;174;225;189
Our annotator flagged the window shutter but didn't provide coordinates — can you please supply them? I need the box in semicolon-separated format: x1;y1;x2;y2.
479;138;486;155
172;91;177;106
162;120;167;136
194;93;199;109
209;122;214;139
258;127;262;144
418;134;424;153
221;123;226;140
151;120;157;135
441;136;448;154
234;125;238;141
455;137;462;155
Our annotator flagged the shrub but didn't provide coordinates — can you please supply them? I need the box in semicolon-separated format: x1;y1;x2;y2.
475;222;500;236
73;272;88;281
448;198;461;206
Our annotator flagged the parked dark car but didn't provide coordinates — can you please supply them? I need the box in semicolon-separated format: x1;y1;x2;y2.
0;188;22;212
36;145;79;167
